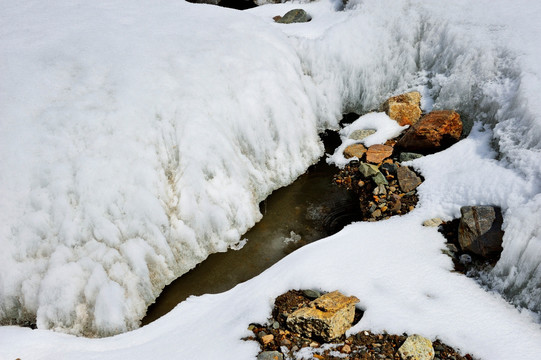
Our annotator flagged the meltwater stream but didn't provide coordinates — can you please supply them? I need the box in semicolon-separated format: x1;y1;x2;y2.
142;130;361;324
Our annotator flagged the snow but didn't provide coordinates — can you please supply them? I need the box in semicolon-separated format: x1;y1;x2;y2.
327;112;408;167
1;0;541;359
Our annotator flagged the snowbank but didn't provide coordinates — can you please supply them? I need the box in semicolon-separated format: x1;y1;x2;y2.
0;0;326;336
1;1;541;359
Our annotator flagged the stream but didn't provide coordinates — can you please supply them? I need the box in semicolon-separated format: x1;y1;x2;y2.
142;130;361;325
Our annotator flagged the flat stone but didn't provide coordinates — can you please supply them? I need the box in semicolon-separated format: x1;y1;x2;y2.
380;91;422;126
358;162;380;178
344;143;367;159
275;9;311;24
399;152;424;162
397;110;462;153
349;129;376;140
397;166;422;193
366;144;394;164
458;206;504;258
398;334;435;360
257;351;284;360
286;291;359;341
372;172;388;186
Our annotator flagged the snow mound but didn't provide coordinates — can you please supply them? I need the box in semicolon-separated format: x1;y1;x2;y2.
0;1;325;336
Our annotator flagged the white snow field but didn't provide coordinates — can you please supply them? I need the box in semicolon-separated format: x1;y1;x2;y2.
1;0;541;358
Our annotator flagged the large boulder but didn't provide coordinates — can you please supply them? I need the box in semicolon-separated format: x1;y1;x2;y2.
398;334;435;360
380;91;422;126
275;9;311;24
366;144;394;164
458;206;504;258
286;291;359;341
397;110;462;153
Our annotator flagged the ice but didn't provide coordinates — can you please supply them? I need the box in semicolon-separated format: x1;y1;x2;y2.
1;0;541;358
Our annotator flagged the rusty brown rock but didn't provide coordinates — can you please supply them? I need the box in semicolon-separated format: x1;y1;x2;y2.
380;91;422;126
343;143;367;159
397;110;462;153
366;144;394;164
286;291;359;341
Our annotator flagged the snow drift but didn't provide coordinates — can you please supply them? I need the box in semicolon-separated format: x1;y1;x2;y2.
1;0;540;341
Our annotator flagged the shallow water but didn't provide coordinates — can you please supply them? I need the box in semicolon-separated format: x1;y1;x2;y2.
142;131;360;325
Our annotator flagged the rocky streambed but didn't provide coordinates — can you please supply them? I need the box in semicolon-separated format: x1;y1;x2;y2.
243;91;505;360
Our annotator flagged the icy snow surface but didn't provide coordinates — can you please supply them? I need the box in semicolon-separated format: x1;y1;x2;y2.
1;0;541;358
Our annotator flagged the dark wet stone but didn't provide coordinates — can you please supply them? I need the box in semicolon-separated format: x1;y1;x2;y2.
275;9;311;24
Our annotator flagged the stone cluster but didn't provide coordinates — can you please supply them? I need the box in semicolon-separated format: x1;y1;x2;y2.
334;155;421;221
246;290;476;360
334;91;465;221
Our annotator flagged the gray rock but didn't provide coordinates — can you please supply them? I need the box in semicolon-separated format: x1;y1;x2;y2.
275;9;311;24
358;162;388;185
359;162;380;177
380;162;398;176
458;206;504;257
372;172;388;186
302;289;322;299
257;351;284;360
349;129;376;140
397;166;422;193
399;152;423;162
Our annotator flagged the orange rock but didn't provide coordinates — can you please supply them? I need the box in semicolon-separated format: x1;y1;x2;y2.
343;143;367;159
397;110;462;153
261;334;274;345
366;144;394;164
380;91;422;126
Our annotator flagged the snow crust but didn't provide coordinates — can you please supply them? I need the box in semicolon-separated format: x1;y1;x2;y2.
1;0;541;358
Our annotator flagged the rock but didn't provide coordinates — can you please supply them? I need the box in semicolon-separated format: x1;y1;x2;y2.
380;91;422;126
398;334;435;360
344;143;367;159
261;334;274;345
458;206;504;257
303;289;322;300
341;344;352;354
286;290;359;341
388;194;402;213
380;162;398;176
257;351;284;360
373;184;387;196
397;110;462;153
366;144;394;164
399;152;424;162
275;9;311;24
372;209;382;218
349;129;376;140
422;218;443;227
358;162;380;178
397;166;422;193
372;172;388;186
